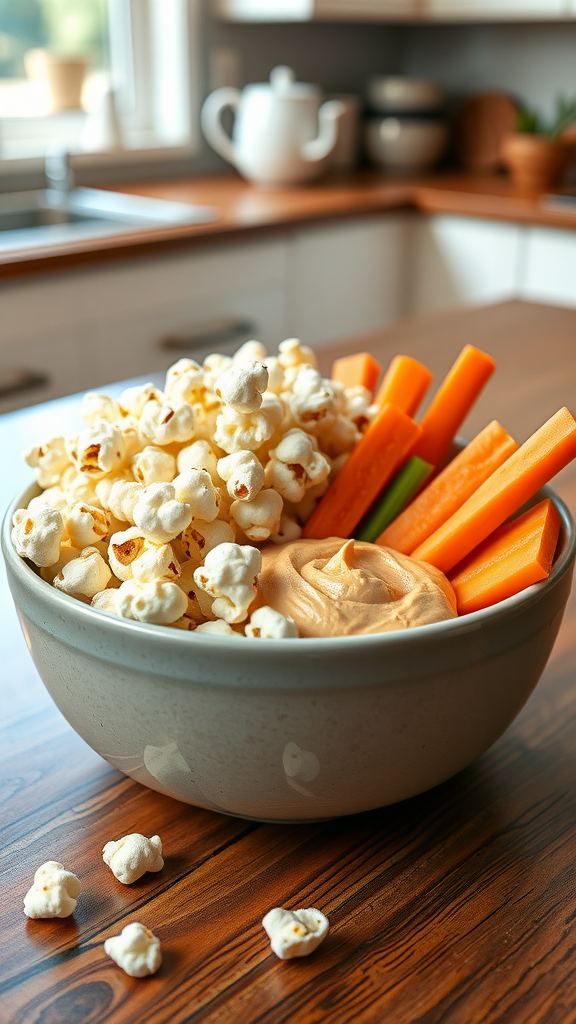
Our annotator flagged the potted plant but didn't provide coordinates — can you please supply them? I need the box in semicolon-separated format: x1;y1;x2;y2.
501;96;576;193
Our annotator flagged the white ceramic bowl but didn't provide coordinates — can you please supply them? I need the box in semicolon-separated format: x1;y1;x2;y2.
3;483;575;823
367;77;444;114
366;117;447;173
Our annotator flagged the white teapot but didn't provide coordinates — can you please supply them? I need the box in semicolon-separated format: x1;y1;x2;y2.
201;66;344;188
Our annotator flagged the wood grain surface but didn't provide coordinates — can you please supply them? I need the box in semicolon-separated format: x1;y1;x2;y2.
1;300;576;1024
2;169;576;280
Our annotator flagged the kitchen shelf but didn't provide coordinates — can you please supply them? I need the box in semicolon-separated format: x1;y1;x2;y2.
214;0;575;21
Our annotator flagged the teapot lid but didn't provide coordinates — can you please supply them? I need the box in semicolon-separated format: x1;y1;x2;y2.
267;65;319;99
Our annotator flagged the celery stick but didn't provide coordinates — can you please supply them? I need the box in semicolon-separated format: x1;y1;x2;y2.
354;456;434;543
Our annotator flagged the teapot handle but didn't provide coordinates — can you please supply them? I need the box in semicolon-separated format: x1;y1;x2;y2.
201;87;241;166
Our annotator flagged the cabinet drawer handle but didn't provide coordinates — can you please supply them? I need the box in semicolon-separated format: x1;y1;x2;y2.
0;368;50;398
159;317;257;352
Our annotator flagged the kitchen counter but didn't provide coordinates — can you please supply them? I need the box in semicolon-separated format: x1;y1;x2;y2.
2;169;576;279
2;299;576;1023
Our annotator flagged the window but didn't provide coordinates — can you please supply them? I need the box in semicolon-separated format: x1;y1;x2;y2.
0;0;199;169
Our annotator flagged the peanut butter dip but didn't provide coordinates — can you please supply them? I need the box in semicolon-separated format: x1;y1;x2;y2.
258;538;457;637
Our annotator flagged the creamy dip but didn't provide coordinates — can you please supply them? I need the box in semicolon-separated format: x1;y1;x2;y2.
258;537;457;637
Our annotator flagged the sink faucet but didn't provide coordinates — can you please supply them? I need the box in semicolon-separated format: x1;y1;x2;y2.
45;146;74;201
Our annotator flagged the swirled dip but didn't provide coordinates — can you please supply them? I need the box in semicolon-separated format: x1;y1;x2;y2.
258;537;457;637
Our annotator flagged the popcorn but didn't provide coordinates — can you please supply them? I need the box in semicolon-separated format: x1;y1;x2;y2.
245;606;298;638
214;404;273;454
195;619;237;635
270;513;302;545
91;589;118;614
116;579;188;624
60;467;101;506
139;398;195;447
317;414;360;458
104;922;161;978
24;436;70;489
176;439;220;484
102;832;164;884
105;479;143;524
172;469;220;522
12;506;65;567
215;360;269;414
230;488;283;542
67;420;125;478
180;518;235;564
217;451;264;502
133;482;192;544
27;485;69;516
343;385;377;432
289;367;336;434
132;446;176;486
108;527;180;583
82;392;120;425
202;352;233;391
278;337;317;370
193;542;261;623
65;502;111;548
262;907;329;960
118;383;163;419
176;559;214;621
233;340;268;363
53;546;112;598
23;861;81;919
263;356;285;394
40;543;81;584
164;357;205;405
265;429;330;503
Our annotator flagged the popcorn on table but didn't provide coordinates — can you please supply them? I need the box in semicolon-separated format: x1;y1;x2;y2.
102;833;164;884
23;861;81;919
15;337;368;636
262;907;329;959
104;922;162;978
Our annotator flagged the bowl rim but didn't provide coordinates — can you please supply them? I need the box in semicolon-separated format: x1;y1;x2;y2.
3;478;575;655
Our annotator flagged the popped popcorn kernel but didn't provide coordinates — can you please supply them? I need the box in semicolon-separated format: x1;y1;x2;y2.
12;505;65;567
214;404;273;454
215;360;269;414
118;383;163;419
265;429;330;503
278;337;318;370
102;832;164;884
81;392;121;425
91;588;119;615
24;436;70;489
139;398;195;447
116;579;188;624
104;922;161;978
172;468;220;522
65;502;111;548
180;518;235;564
131;446;176;486
245;606;298;638
193;542;261;623
262;907;328;959
195;618;237;635
53;546;112;598
164;357;205;405
67;420;125;478
23;861;81;919
133;482;192;544
230;488;283;542
176;439;220;483
233;340;268;363
108;527;180;584
217;451;265;502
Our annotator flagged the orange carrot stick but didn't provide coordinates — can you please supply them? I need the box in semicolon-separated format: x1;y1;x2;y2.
331;352;381;395
412;345;496;467
449;498;561;615
378;420;519;554
374;355;433;417
302;403;422;540
412;407;576;573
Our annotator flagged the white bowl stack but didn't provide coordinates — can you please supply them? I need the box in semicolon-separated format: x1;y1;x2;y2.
365;76;447;174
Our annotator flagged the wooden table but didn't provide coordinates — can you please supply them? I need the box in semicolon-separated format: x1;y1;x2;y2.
2;300;576;1024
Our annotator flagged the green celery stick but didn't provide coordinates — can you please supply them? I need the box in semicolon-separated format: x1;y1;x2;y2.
354;456;434;543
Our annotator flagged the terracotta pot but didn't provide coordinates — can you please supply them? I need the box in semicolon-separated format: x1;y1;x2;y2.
501;132;572;193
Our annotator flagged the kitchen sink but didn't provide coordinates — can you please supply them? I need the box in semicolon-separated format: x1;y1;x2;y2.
0;187;218;253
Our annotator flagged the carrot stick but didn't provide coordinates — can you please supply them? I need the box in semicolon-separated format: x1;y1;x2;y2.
331;352;381;395
412;345;496;467
378;420;519;554
302;403;422;540
412;407;576;573
374;355;433;417
449;498;561;615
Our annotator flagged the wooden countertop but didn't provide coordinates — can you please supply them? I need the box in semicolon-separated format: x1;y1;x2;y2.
2;299;576;1023
2;170;576;280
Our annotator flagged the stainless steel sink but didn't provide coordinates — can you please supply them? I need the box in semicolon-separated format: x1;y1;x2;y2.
0;187;218;253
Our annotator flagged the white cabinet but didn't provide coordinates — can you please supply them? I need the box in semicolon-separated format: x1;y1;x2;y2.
287;215;409;346
426;0;571;18
520;226;576;308
408;215;523;316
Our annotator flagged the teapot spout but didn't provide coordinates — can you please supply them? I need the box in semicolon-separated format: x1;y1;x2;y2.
301;100;345;164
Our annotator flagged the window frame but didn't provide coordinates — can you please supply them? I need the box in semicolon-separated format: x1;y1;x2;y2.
0;0;201;180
